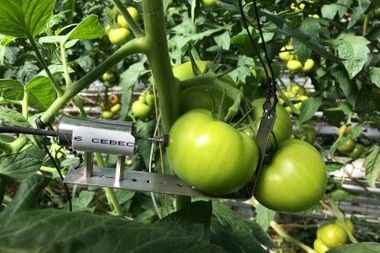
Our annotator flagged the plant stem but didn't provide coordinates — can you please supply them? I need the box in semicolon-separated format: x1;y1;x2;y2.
328;198;358;243
22;89;29;118
27;35;63;96
60;41;73;89
270;221;316;253
41;39;143;123
142;0;179;132
112;0;144;37
142;0;189;210
362;14;369;36
9;136;29;153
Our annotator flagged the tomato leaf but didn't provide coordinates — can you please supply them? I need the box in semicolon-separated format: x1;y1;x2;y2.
0;0;56;37
333;33;370;79
0;107;30;127
321;0;352;20
369;67;380;88
330;66;358;106
25;76;57;110
329;242;380;253
299;97;322;122
363;145;380;187
255;203;275;231
67;15;106;41
0;79;24;101
0;153;42;182
0;175;223;253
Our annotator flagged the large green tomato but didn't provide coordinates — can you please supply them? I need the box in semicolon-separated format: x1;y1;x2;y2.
251;98;292;147
317;223;348;247
172;61;208;81
108;28;130;45
168;109;259;195
254;139;326;212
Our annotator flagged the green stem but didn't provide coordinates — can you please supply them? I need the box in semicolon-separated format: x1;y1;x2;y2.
41;39;143;123
362;14;369;36
27;35;64;96
0;176;6;206
142;0;189;210
112;0;144;37
328;198;358;243
9;136;29;153
270;221;316;253
22;89;29;118
60;41;73;89
142;0;179;132
94;152;124;216
104;187;124;216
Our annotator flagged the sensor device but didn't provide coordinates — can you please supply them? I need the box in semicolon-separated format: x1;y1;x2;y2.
57;116;135;155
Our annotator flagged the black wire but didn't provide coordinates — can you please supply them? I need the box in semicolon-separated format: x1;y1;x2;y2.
35;117;72;212
0;126;57;136
237;0;268;76
251;0;278;105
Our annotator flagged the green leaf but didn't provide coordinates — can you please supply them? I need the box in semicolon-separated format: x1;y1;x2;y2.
255;203;275;231
25;76;57;110
0;79;24;100
159;201;212;229
369;67;380;88
334;33;370;79
0;153;42;182
0;107;30;127
119;61;147;120
72;190;95;212
321;0;353;20
299;97;322;122
363;145;380;187
330;66;357;106
293;18;321;62
67;15;106;41
329;242;380;253
0;0;56;37
214;31;230;50
0;175;224;253
347;0;371;29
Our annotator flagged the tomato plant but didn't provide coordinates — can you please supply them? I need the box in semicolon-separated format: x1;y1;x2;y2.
254;139;327;212
168;109;259;195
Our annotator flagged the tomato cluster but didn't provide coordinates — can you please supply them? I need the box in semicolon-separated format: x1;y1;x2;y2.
106;6;139;45
100;94;121;119
168;94;326;211
337;125;366;160
278;43;315;73
131;90;155;120
279;83;309;114
314;220;354;253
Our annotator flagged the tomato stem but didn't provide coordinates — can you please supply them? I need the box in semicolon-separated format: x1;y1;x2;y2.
328;198;358;243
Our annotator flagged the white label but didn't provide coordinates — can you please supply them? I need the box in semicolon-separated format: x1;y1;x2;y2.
72;126;135;155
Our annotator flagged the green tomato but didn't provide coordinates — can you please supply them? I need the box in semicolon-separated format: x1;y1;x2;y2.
251;98;292;147
102;72;114;82
201;0;217;8
117;6;139;27
303;58;315;73
254;139;326;212
101;111;114;119
314;239;330;253
350;144;365;160
144;92;155;107
110;103;121;113
317;223;348;247
108;27;130;45
289;83;307;96
168;109;259;195
172;61;208;81
131;100;152;120
338;139;356;155
287;60;303;72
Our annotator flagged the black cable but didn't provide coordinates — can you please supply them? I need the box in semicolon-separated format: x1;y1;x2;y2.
35;117;72;212
237;0;268;76
251;0;278;105
0;126;57;136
